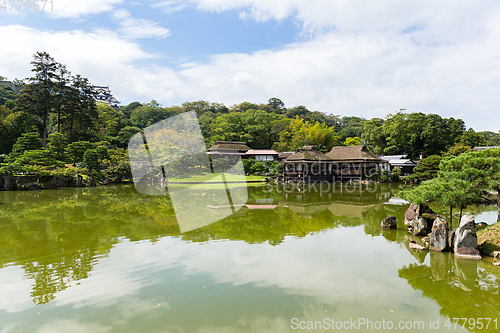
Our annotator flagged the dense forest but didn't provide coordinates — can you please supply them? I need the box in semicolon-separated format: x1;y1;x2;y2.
1;52;499;180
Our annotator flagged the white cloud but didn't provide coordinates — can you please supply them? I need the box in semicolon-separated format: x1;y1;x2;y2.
3;1;500;131
45;0;123;19
112;9;170;39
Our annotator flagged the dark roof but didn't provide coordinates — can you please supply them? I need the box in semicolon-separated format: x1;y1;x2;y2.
284;146;333;162
326;145;383;162
278;152;293;159
208;141;251;152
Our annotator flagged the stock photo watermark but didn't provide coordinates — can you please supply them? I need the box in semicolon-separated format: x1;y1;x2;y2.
1;0;53;12
291;317;499;330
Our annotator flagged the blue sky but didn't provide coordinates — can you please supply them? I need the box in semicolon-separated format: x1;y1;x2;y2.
1;0;500;132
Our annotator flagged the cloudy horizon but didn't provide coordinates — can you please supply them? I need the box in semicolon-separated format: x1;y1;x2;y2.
1;0;500;132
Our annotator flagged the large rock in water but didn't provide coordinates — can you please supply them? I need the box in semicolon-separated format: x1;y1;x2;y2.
429;217;448;252
404;203;437;236
454;215;478;252
381;216;397;229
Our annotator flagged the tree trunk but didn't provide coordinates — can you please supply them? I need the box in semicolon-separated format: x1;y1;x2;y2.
459;204;463;225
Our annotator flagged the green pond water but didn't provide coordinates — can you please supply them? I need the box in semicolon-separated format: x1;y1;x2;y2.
0;183;499;332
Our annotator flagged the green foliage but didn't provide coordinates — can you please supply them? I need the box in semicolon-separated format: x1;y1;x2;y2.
0;84;17;105
47;132;68;161
211;109;284;148
403;155;442;183
15;149;63;167
443;144;472;156
130;100;178;129
457;128;486;147
362;111;467;158
400;149;500;225
343;136;362;146
391;166;401;182
65;141;93;165
6;132;42;163
83;149;101;171
273;117;340;153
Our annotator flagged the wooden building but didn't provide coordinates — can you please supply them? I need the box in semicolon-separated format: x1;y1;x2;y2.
207;141;251;157
245;149;279;161
379;155;417;176
326;145;386;182
283;146;334;182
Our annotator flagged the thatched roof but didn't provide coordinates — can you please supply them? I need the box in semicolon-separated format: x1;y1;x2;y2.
326;145;383;162
285;146;333;162
208;141;251;152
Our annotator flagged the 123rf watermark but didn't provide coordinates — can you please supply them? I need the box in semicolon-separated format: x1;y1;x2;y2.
1;0;53;11
291;317;498;330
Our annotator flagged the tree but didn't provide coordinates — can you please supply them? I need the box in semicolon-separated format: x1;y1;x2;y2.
19;52;59;146
267;97;286;113
6;132;42;163
362;118;386;154
401;149;500;226
65;141;93;165
47;132;68;162
344;137;362;146
404;155;442;183
458;128;485;148
83;149;101;171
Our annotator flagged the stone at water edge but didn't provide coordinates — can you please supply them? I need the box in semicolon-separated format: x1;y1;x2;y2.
429;217;448;252
494;262;500;266
454;215;478;252
448;230;455;251
489;251;500;258
404;203;436;235
455;247;482;260
409;241;427;250
381;216;397;229
412;217;432;236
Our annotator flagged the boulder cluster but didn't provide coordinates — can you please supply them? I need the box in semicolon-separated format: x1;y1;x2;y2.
380;203;484;259
402;203;481;259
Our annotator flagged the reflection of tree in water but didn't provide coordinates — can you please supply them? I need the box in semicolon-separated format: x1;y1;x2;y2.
0;186;179;305
399;252;500;332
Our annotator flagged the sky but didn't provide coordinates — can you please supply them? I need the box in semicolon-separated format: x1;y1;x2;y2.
1;0;500;132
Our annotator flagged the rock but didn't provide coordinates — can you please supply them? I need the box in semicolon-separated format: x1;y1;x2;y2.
88;177;96;187
475;222;488;229
489;251;500;258
455;247;482;260
76;175;83;187
412;217;432;236
404;203;436;235
409;241;427;250
454;215;478;252
25;182;43;190
381;215;397;229
100;179;113;186
429;217;449;252
494;262;500;266
448;230;455;251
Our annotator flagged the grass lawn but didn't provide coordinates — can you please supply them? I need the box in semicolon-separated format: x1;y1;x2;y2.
477;222;500;255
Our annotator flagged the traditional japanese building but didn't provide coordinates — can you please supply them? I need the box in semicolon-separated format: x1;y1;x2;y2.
207;141;251;156
245;149;279;161
283;146;334;182
325;145;387;182
379;154;417;176
93;86;121;109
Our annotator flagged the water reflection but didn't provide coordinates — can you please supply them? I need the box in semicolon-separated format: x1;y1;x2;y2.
399;251;500;332
0;183;499;332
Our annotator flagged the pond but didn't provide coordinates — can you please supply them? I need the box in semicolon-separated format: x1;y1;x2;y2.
0;183;499;332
